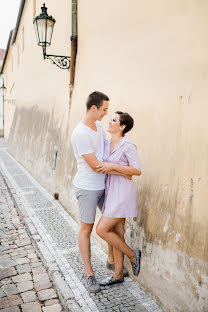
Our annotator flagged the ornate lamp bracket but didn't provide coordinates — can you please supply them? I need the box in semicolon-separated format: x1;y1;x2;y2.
42;47;70;70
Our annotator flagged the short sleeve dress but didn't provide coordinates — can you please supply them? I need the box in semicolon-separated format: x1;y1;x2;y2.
102;136;141;218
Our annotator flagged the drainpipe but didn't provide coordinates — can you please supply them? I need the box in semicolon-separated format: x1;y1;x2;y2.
70;0;77;87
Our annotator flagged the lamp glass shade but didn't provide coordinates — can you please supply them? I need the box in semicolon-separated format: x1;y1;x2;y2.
33;4;55;47
46;19;55;45
0;85;6;97
35;18;50;46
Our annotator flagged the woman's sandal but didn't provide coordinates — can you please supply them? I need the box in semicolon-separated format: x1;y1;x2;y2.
131;249;141;276
100;275;124;286
106;261;129;277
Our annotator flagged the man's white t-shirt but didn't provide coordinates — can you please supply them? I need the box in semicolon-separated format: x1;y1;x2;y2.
71;121;105;191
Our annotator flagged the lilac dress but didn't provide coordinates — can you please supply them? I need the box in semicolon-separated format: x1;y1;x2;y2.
102;136;141;218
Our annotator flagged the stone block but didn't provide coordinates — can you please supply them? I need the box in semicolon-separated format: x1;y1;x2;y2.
19;234;30;239
47;262;59;275
0;295;23;309
17;281;33;292
1;307;20;312
12;273;32;283
38;288;57;301
42;303;62;312
28;253;37;259
34;278;52;291
31;261;43;268
0;267;17;280
0;258;16;269
15;257;30;265
9;244;18;249
33;273;49;282
0;255;10;260
10;251;19;257
21;301;42;312
16;240;31;247
2;284;19;296
45;299;59;306
32;266;46;275
53;273;74;300
21;290;37;303
12;217;21;225
16;264;31;274
27;223;37;235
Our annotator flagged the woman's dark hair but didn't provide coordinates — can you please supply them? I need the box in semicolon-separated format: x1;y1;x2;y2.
86;91;109;110
115;111;134;136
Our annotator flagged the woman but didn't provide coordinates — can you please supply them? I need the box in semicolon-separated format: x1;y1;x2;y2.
95;111;142;286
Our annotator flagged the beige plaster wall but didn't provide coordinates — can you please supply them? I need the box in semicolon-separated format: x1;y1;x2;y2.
3;0;208;311
3;0;71;190
58;1;208;311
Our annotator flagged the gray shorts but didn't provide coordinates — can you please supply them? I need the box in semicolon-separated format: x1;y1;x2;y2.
74;187;105;224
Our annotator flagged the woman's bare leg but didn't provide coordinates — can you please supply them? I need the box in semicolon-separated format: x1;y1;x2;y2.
96;216;136;263
107;243;114;264
113;219;125;279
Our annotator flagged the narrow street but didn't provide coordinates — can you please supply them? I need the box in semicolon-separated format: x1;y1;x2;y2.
0;139;162;312
0;142;63;311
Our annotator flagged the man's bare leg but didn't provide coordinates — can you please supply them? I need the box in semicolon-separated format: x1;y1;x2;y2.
78;222;94;277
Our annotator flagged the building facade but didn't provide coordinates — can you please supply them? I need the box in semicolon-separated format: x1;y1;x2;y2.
1;1;208;311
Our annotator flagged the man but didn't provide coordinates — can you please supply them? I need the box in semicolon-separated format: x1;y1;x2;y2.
71;91;109;293
71;91;128;293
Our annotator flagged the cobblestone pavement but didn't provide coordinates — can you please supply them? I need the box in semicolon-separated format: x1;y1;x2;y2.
0;168;63;311
0;139;163;312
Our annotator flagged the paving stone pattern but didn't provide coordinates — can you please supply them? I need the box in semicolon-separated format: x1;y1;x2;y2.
0;140;163;312
0;166;63;311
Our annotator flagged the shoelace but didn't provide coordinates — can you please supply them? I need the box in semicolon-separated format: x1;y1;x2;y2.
88;276;97;286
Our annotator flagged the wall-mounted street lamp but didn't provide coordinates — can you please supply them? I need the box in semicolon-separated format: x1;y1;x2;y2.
0;80;6;97
33;3;70;69
0;78;7;138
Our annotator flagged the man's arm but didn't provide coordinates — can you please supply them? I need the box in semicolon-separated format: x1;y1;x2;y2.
82;153;102;171
82;154;132;179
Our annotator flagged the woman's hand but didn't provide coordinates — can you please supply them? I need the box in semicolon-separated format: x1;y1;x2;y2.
95;162;115;174
124;175;133;180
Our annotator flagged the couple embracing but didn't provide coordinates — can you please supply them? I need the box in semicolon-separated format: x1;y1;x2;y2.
71;91;142;293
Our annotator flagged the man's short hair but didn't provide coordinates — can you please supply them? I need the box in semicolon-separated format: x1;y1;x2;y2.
86;91;109;111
